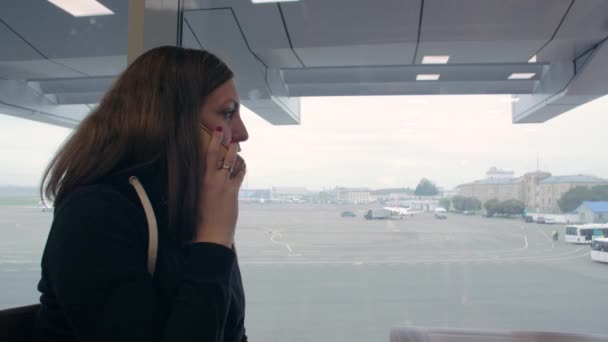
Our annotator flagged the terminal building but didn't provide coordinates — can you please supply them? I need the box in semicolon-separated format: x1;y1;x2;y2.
335;187;372;204
369;188;414;204
270;187;309;203
239;189;272;203
457;169;608;213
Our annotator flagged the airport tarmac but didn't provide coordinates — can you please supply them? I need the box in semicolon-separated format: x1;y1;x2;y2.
1;204;606;341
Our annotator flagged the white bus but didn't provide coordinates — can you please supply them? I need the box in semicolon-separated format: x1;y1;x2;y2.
591;238;608;264
564;224;608;244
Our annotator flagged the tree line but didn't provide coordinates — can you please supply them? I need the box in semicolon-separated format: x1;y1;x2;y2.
416;180;608;214
483;199;525;217
440;196;525;217
558;185;608;212
439;196;483;212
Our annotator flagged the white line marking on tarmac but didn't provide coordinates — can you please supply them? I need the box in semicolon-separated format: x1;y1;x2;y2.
270;232;299;256
240;245;589;265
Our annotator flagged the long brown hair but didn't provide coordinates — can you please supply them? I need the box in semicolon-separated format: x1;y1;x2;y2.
41;46;234;242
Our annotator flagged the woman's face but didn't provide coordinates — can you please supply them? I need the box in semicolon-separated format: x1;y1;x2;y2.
199;79;249;149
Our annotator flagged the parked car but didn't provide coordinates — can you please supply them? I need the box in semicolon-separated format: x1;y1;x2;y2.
434;213;447;219
463;211;475;216
524;216;534;223
341;211;356;218
536;217;546;224
544;218;557;224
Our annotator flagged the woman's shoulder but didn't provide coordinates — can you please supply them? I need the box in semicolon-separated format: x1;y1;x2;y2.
53;182;145;233
57;182;135;212
41;183;152;297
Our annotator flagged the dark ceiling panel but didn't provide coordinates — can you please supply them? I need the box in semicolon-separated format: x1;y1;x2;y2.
281;0;421;66
0;60;84;80
417;0;572;63
184;0;302;68
288;80;537;97
0;20;42;61
421;0;572;42
552;0;608;41
417;41;542;64
35;76;114;94
0;0;128;59
280;0;420;46
538;0;608;62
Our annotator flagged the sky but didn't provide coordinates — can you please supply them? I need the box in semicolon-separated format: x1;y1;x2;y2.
1;94;608;190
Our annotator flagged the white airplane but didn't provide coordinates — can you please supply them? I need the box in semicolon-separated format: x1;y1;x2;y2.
383;206;425;218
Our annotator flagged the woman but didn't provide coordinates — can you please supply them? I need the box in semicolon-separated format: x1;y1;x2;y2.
34;46;249;341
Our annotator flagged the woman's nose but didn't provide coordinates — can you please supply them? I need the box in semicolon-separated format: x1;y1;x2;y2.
231;116;249;143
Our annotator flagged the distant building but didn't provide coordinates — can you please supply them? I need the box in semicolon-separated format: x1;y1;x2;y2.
576;201;608;223
271;187;308;202
239;189;271;202
402;199;440;212
457;172;608;214
538;175;608;213
370;188;413;203
457;177;523;205
335;187;371;204
441;188;460;198
456;168;521;205
521;171;552;213
486;167;515;179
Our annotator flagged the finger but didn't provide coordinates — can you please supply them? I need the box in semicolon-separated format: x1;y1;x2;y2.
230;162;247;186
223;142;238;171
233;155;245;174
206;127;223;170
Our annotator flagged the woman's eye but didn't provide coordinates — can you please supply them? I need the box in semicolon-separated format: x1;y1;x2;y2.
223;110;235;121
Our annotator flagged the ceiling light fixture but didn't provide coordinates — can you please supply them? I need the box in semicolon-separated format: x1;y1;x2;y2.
422;55;450;64
528;55;537;63
508;73;536;80
48;0;113;17
251;0;300;3
416;74;440;81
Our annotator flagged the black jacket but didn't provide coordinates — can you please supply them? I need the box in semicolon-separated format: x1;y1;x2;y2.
34;165;247;341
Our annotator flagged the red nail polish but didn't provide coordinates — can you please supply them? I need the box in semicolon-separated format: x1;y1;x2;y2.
215;126;223;132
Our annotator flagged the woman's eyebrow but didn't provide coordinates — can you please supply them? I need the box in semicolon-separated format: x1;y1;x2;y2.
221;99;240;109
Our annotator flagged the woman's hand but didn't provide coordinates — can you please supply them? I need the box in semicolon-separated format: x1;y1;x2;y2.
194;128;246;247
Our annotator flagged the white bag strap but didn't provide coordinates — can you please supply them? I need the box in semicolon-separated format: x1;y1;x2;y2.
129;176;158;276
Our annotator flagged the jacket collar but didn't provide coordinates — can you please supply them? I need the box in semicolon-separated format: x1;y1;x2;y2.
105;160;169;207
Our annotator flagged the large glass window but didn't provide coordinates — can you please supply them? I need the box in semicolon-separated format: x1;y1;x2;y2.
3;94;608;339
0;115;70;309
